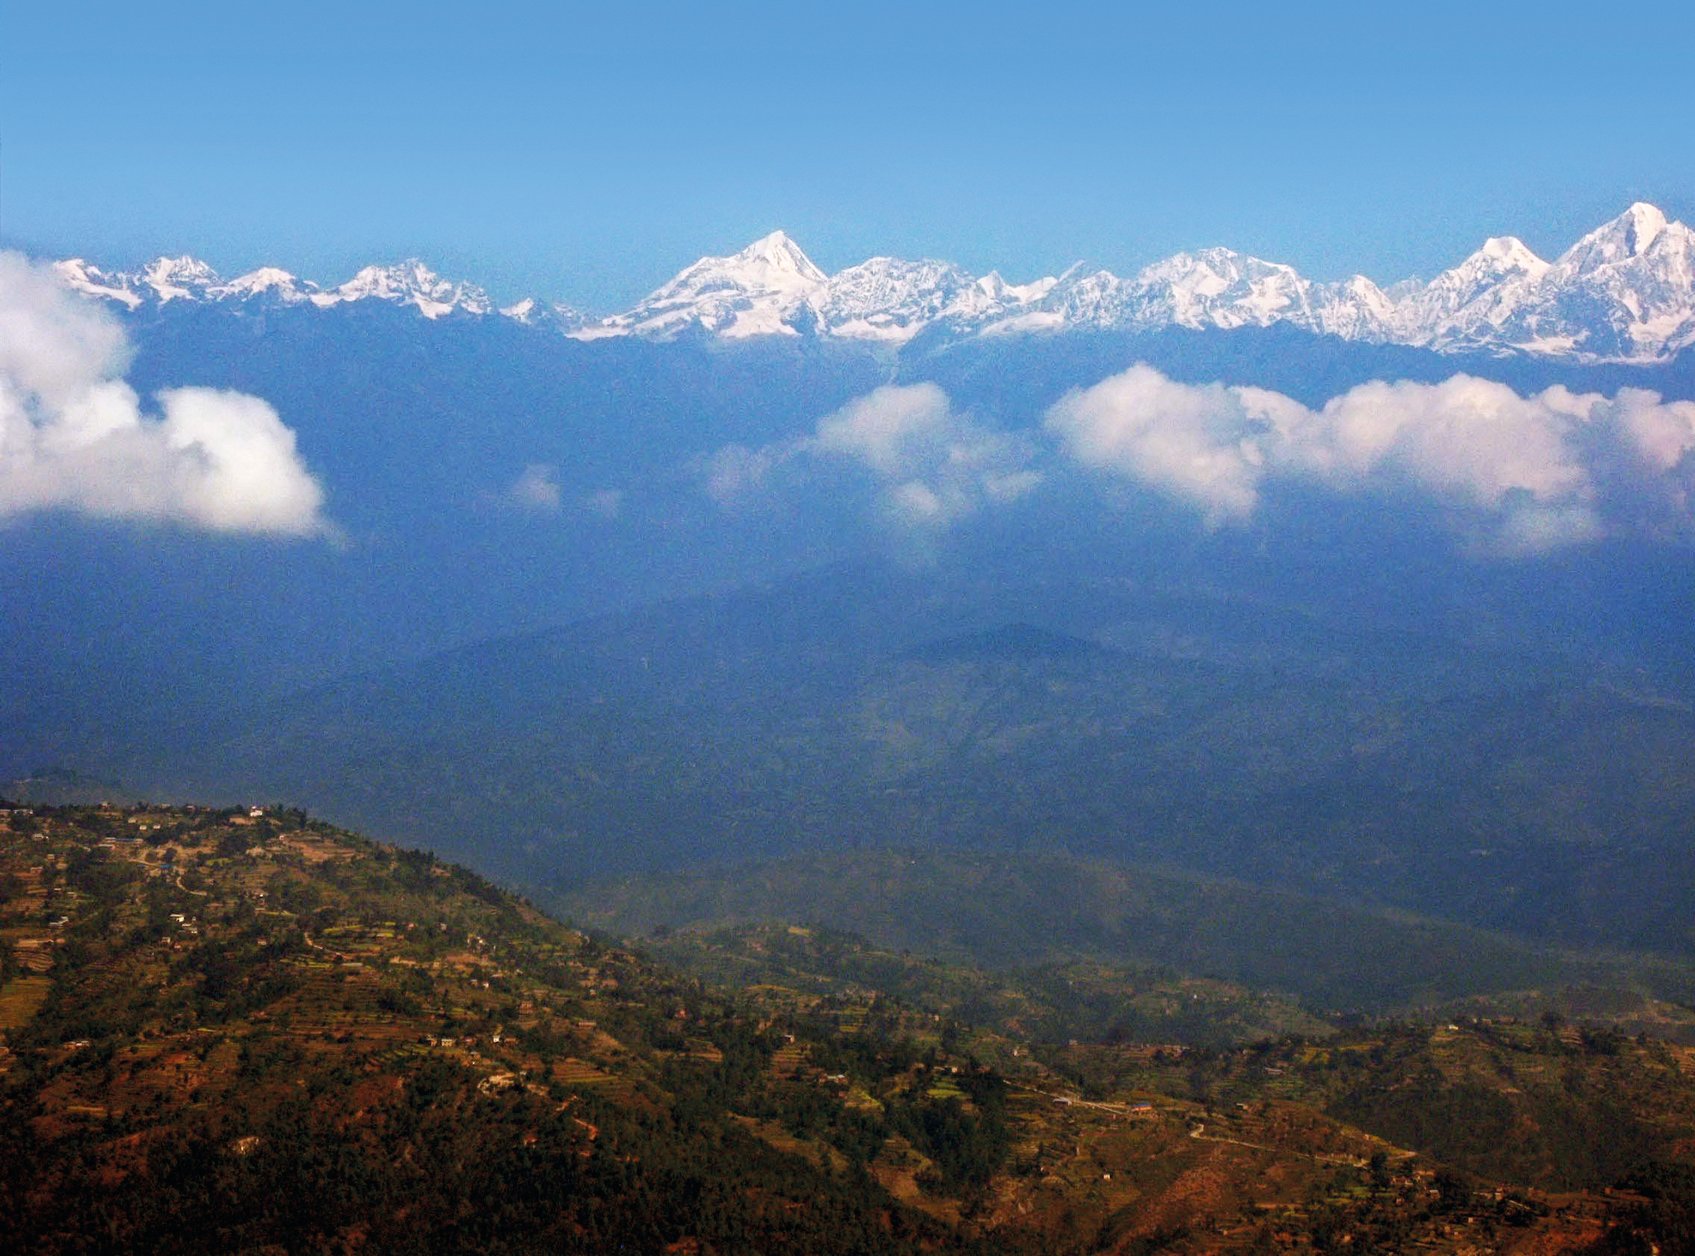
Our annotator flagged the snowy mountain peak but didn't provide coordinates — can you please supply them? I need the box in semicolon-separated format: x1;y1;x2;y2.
976;271;1061;306
53;258;144;309
1118;248;1316;332
585;232;832;340
313;259;493;318
330;259;439;299
1557;202;1671;272
1475;236;1548;271
818;256;1003;343
732;230;827;282
1620;202;1669;251
655;231;827;297
1426;235;1549;298
139;255;220;302
222;265;299;289
209;267;316;303
498;297;585;331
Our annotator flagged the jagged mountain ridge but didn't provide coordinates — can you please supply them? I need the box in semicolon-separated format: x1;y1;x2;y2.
51;203;1695;361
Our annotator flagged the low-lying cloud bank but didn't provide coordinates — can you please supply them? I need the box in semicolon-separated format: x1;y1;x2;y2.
0;252;329;536
705;367;1695;556
1048;365;1695;553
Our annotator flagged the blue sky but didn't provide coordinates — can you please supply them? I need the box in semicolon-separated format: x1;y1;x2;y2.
3;0;1692;311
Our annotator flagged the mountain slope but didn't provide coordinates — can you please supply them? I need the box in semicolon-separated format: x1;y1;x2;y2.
0;804;990;1253
7;804;1695;1252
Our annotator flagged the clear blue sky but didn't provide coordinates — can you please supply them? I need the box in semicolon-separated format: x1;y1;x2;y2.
3;0;1692;311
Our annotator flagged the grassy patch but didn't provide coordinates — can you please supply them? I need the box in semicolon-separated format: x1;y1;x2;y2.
0;975;51;1030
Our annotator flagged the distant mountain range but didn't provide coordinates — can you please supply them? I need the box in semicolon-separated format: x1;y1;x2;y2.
52;203;1695;362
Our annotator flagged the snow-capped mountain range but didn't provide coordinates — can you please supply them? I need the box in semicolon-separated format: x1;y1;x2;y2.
52;256;584;329
50;203;1695;362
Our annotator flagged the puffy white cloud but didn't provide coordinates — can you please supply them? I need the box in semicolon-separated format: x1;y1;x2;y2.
1047;364;1695;552
812;384;1040;529
812;383;960;478
1301;375;1592;508
703;383;1040;530
1046;365;1266;524
0;252;329;537
1612;386;1695;471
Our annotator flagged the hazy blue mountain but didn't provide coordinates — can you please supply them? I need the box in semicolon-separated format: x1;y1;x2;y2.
83;515;1695;958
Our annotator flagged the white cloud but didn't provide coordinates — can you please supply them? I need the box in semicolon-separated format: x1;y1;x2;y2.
1612;386;1695;471
983;469;1044;503
0;252;329;537
508;462;563;512
702;441;790;508
1046;365;1265;525
1300;375;1592;509
812;383;960;478
1047;364;1695;553
702;383;1040;531
584;487;623;519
